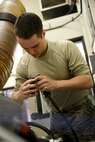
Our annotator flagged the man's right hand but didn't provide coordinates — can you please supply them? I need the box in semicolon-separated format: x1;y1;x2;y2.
11;79;39;101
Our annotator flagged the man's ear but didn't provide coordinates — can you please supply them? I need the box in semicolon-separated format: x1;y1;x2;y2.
42;29;45;38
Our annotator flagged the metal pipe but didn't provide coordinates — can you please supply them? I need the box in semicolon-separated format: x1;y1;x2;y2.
0;0;25;89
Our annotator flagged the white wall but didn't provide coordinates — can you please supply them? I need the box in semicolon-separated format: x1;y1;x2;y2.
4;0;84;88
80;0;95;55
4;0;95;89
19;0;95;113
1;0;95;113
21;0;83;39
20;0;94;54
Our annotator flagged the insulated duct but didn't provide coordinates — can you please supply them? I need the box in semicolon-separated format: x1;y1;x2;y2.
0;0;25;89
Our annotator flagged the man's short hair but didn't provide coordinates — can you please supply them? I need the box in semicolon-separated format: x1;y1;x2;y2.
14;12;43;39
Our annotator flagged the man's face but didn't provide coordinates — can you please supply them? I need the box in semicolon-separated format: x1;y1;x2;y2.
16;32;46;58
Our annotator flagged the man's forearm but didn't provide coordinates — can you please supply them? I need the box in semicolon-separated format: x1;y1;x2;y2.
57;75;93;91
11;91;23;104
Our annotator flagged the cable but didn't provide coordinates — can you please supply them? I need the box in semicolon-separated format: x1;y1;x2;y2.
46;0;82;31
66;0;77;15
26;121;55;140
43;91;80;142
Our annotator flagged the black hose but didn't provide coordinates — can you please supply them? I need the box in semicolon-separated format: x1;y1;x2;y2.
43;91;80;142
26;121;55;140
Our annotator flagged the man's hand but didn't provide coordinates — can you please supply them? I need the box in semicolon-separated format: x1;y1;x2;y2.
35;74;93;92
35;75;58;92
12;78;39;101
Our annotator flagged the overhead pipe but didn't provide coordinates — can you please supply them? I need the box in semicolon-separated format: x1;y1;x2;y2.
0;0;25;89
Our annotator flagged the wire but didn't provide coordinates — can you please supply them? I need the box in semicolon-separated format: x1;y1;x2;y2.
46;0;82;31
26;121;55;140
43;91;80;142
66;0;77;15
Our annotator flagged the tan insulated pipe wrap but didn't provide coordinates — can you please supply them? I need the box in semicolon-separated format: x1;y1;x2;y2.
0;0;25;89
